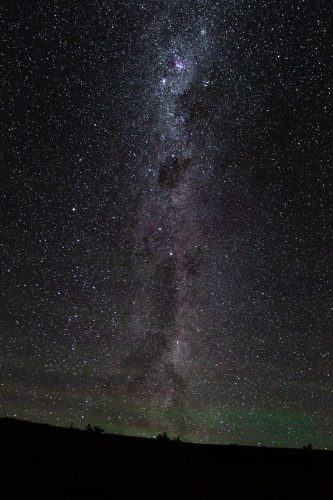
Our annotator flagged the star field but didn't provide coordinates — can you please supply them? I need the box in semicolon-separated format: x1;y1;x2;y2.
1;1;332;448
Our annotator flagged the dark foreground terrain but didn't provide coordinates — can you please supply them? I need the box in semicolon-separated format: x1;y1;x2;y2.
0;418;332;499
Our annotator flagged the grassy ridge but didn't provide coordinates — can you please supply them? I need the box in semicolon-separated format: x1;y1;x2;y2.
0;418;332;499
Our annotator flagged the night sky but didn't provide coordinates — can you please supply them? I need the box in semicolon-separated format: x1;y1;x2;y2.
1;1;332;449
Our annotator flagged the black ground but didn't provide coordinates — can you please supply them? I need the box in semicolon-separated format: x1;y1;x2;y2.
0;418;332;499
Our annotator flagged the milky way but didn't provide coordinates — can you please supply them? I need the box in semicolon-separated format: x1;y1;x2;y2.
1;1;332;448
128;4;215;410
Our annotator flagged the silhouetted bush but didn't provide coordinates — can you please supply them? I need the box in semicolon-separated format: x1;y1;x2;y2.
85;424;104;434
156;432;181;442
93;425;104;435
156;432;171;441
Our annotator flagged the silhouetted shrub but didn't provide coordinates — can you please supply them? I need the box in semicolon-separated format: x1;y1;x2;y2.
156;432;171;441
85;424;104;434
93;425;104;435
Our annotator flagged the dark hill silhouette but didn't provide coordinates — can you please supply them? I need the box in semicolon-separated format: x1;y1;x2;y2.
0;417;332;499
